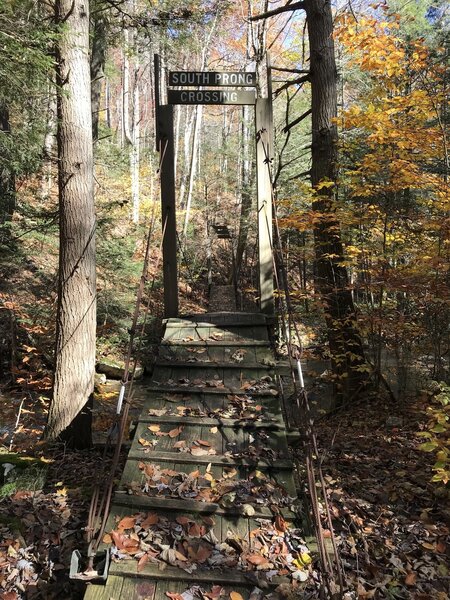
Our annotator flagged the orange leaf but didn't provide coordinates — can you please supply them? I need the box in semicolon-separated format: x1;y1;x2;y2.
169;426;183;438
138;437;153;447
275;515;287;533
141;513;159;528
405;572;417;586
195;544;212;563
137;553;149;572
188;523;202;537
230;593;244;600
118;516;136;531
246;553;268;565
191;446;209;456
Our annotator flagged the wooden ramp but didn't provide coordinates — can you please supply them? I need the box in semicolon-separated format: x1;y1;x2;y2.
85;313;312;600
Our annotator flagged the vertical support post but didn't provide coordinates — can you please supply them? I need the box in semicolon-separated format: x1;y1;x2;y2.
154;54;161;151
158;105;178;318
255;96;274;315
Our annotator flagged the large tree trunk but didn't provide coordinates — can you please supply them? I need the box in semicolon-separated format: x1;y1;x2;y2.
130;56;140;223
304;0;366;401
0;102;16;234
46;0;96;448
90;5;108;142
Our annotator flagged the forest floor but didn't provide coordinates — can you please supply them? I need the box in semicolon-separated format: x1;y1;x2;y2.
0;376;448;600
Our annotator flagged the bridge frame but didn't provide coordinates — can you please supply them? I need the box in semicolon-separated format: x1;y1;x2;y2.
155;55;274;318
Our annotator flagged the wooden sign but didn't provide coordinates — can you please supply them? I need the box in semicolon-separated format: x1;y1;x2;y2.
169;71;256;87
168;89;256;106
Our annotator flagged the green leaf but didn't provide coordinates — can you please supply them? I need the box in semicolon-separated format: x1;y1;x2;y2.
419;441;438;452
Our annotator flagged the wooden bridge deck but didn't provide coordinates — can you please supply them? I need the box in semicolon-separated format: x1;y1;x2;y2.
85;312;312;600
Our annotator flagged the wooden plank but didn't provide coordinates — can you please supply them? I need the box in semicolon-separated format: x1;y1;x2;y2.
161;340;270;347
154;580;180;600
164;317;267;327
145;385;278;397
112;492;297;519
158;105;178;318
256;97;274;315
121;576;157;600
154;360;272;370
84;575;124;599
137;415;284;430
127;451;293;469
109;561;288;586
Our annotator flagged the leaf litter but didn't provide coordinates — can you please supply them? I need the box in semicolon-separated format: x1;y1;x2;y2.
105;511;312;585
126;464;295;510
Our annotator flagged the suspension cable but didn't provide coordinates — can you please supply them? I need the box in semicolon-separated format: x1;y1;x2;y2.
259;134;345;598
84;140;170;572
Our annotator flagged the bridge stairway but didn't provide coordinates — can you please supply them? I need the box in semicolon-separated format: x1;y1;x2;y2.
85;312;312;600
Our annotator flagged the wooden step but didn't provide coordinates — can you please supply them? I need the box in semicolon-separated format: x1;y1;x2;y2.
112;493;298;519
137;415;284;429
109;561;288;587
161;340;270;347
154;360;273;370
127;451;293;469
164;313;267;326
146;385;278;396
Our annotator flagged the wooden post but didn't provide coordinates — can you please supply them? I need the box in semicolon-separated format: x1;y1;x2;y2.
158;105;178;318
255;96;274;315
154;54;161;151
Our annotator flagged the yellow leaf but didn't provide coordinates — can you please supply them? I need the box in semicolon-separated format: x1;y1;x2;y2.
230;593;244;600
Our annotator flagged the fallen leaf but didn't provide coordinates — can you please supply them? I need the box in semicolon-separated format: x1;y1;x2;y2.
173;440;187;449
246;553;268;565
137;553;149;571
139;437;154;447
148;424;161;432
118;515;136;531
141;513;159;528
405;572;417;586
230;593;244;600
169;426;183;438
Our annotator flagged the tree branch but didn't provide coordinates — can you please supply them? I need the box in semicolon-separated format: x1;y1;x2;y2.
275;74;310;96
271;66;310;74
250;1;305;22
283;108;312;133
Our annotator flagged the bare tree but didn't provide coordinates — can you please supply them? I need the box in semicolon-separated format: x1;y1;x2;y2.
46;0;96;448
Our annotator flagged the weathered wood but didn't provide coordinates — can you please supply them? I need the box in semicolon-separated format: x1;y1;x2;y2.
84;575;125;599
112;493;296;519
161;340;270;347
154;360;272;370
255;98;274;315
158;105;178;318
145;385;278;396
126;451;293;469
86;311;314;599
109;561;288;586
138;415;284;429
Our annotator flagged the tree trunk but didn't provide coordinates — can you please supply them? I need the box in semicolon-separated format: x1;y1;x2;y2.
183;104;202;238
131;57;140;223
90;6;108;142
0;102;16;233
40;88;56;201
304;0;366;401
46;0;96;448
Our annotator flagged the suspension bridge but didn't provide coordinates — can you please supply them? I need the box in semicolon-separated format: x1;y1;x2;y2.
79;58;338;600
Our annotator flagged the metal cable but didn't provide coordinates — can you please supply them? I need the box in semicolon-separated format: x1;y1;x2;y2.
259;133;345;598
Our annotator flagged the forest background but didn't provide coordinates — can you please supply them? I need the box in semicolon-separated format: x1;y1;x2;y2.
0;0;449;598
